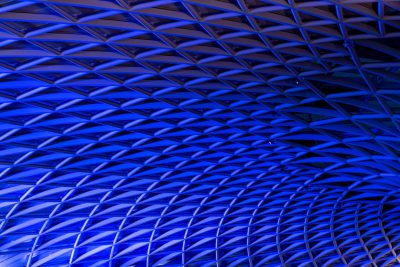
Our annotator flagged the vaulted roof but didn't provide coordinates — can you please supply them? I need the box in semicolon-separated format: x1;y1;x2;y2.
0;0;400;266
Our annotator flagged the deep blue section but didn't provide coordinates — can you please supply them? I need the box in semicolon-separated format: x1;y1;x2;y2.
0;0;400;266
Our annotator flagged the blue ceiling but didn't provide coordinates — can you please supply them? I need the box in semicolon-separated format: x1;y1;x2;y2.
0;0;400;266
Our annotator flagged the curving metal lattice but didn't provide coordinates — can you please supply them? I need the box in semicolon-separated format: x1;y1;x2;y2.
0;0;400;266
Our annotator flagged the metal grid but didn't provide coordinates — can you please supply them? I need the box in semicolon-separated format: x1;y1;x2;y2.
0;0;400;266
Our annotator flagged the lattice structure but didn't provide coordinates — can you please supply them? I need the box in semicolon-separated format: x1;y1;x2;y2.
0;0;400;266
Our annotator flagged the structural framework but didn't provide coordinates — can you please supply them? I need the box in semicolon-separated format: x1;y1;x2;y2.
0;0;400;266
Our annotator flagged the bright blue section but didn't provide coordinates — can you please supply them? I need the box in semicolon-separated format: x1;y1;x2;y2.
0;0;400;266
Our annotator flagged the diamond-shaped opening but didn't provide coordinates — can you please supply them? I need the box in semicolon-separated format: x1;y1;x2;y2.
56;4;107;20
83;25;132;39
355;39;398;64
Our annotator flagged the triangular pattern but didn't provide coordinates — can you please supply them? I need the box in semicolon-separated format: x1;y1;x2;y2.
0;0;400;266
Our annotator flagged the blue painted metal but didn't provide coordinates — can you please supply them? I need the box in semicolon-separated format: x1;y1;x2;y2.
0;0;400;266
